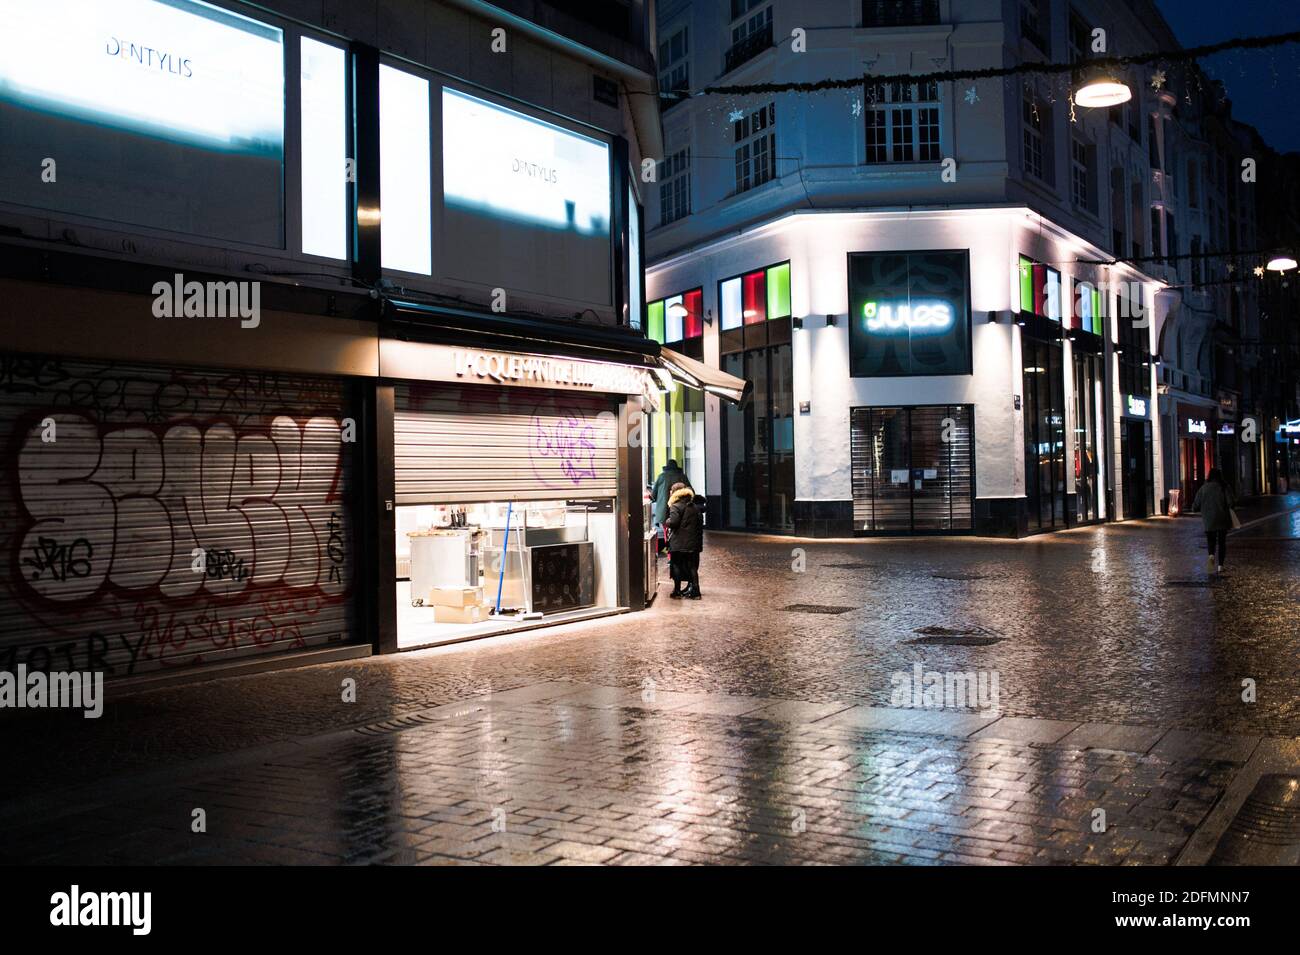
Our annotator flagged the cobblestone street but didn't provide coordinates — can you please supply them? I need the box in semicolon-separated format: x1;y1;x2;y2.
4;499;1299;865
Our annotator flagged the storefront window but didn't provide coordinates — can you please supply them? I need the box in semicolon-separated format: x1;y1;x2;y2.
395;500;618;648
392;384;623;649
1072;352;1103;522
1023;337;1066;529
645;289;706;498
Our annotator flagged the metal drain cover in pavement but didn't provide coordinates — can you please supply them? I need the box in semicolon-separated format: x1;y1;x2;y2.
1208;775;1300;865
823;562;878;570
1165;580;1221;588
907;625;1003;646
907;635;1004;646
780;604;856;615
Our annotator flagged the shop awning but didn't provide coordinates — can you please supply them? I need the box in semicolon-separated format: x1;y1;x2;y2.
656;347;751;404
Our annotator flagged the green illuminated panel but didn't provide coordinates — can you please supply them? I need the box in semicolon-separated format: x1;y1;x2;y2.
648;299;665;343
1018;256;1033;314
766;262;791;319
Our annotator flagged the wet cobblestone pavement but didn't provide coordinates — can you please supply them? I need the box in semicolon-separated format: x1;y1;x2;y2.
3;497;1299;865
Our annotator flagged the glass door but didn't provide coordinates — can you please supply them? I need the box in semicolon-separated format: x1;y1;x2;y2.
721;341;795;531
851;405;974;533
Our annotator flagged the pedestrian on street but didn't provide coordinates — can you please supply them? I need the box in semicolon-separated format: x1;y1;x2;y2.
664;481;703;599
651;459;689;552
1192;467;1237;574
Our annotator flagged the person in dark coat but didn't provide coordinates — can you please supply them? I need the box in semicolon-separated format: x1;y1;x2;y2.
664;482;704;599
1192;468;1236;574
651;459;689;551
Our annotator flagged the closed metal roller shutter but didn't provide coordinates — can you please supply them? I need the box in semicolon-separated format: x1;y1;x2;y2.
851;405;973;533
395;383;619;504
0;353;356;679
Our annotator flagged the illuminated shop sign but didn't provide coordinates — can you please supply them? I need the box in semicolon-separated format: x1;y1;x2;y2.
442;88;610;237
1186;418;1208;435
862;300;954;333
0;0;285;246
848;250;971;377
1218;423;1235;435
0;0;283;153
1126;395;1148;417
440;87;612;305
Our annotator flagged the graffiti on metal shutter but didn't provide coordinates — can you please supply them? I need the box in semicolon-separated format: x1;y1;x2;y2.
0;355;355;677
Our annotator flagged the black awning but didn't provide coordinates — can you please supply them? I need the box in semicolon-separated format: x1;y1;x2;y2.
383;297;660;367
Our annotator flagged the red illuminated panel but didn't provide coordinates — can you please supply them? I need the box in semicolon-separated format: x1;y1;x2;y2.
1032;264;1046;317
742;269;766;325
683;288;704;339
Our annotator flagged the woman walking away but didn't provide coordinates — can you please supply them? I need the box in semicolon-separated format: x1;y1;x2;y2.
664;482;704;599
1192;468;1236;574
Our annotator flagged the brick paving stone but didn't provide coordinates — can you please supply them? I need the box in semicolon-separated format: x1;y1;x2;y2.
4;510;1300;865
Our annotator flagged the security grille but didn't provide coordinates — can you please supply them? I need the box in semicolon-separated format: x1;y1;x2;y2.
0;353;356;678
850;405;974;533
394;384;619;504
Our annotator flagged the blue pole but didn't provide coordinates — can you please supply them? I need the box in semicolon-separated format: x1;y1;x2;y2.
494;501;513;615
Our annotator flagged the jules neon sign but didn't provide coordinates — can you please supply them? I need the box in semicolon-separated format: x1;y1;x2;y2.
862;300;954;333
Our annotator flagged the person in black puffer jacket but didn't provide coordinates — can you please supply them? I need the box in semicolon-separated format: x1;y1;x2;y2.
664;482;703;599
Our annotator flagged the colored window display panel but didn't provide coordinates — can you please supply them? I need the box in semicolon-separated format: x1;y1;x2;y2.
742;269;766;324
647;299;665;343
1091;287;1102;335
1019;256;1034;314
683;288;704;338
1046;269;1060;322
720;276;743;330
665;293;684;342
766;262;791;319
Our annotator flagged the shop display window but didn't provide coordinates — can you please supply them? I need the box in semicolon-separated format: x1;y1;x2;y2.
395;499;618;648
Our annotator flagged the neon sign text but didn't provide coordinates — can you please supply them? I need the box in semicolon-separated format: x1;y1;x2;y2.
862;300;954;332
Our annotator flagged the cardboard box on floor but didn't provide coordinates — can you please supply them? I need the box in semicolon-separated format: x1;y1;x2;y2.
428;586;484;609
433;602;490;624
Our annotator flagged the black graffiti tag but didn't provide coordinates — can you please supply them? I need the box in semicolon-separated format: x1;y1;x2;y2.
23;536;93;582
326;512;345;585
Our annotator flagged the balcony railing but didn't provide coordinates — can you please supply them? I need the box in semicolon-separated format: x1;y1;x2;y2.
723;22;773;75
862;0;941;27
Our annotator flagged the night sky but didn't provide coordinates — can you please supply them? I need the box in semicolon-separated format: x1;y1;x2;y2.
1153;0;1300;153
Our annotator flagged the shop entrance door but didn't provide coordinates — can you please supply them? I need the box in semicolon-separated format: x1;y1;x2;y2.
720;343;794;531
850;405;974;533
1121;419;1153;518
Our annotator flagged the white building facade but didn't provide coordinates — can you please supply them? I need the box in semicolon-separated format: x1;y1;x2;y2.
647;0;1177;536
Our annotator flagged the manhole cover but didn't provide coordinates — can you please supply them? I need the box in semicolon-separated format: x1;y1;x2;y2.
906;635;1004;646
780;604;856;615
908;624;1002;646
1209;774;1300;865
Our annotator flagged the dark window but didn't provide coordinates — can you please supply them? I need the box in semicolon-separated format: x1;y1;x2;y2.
734;103;776;194
862;0;940;27
657;148;691;225
725;1;773;74
1020;0;1049;53
865;81;941;163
